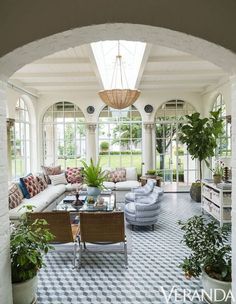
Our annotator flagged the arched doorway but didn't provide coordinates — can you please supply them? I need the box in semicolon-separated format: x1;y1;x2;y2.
0;23;236;304
155;99;196;191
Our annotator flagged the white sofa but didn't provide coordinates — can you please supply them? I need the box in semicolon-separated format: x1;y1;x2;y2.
9;167;140;220
9;183;78;221
103;167;140;202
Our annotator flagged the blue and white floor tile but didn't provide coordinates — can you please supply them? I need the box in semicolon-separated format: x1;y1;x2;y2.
37;193;205;304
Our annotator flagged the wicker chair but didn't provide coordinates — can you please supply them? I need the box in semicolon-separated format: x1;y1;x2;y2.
28;211;79;267
78;211;127;268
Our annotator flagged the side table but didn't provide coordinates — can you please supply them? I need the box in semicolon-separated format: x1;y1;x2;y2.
140;175;162;187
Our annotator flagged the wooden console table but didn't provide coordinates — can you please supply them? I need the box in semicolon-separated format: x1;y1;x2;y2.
140;175;162;187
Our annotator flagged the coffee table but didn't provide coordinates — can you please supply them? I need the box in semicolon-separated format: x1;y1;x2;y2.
55;192;116;213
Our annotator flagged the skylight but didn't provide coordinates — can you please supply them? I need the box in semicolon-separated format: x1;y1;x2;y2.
91;40;146;89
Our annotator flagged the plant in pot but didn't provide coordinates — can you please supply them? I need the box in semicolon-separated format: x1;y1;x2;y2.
178;215;232;304
179;109;223;202
146;169;157;177
11;207;54;304
210;160;225;184
81;158;107;197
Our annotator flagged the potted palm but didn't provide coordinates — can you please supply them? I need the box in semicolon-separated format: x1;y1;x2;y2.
179;109;223;202
11;207;54;304
178;216;232;304
81;158;107;197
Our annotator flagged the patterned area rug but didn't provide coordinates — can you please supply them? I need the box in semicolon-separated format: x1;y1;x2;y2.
37;193;205;304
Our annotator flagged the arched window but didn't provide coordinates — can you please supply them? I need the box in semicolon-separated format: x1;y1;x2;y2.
155;100;196;191
212;94;231;157
98;105;142;173
42;101;86;169
11;97;31;178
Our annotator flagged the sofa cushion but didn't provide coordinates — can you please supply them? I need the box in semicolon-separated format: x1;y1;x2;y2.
108;168;126;183
41;165;61;184
115;180;140;191
9;183;24;209
126;167;137;181
65;183;81;192
49;173;68;186
21;174;40;198
66;167;83;184
9;184;66;220
103;181;115;190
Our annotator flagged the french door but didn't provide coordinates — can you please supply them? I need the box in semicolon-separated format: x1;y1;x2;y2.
156;120;197;192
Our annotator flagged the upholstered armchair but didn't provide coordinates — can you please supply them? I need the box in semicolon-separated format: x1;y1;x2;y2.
125;179;156;204
124;190;161;231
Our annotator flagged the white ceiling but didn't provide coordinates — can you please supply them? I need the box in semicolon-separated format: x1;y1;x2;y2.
9;43;229;94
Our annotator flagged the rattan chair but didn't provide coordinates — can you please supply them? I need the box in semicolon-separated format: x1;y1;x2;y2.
28;211;79;267
78;211;127;268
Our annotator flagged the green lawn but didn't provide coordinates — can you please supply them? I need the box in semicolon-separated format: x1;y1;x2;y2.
99;154;142;174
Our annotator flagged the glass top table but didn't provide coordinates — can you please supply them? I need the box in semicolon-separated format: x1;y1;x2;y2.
55;192;116;213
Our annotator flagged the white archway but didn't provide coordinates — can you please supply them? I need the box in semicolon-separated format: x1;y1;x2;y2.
1;24;236;81
0;23;236;304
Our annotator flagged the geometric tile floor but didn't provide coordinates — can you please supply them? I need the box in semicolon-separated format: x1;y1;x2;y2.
37;193;205;303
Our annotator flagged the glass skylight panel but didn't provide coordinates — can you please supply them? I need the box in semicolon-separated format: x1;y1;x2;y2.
91;40;146;89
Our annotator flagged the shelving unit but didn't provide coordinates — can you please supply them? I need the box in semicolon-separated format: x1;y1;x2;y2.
201;180;231;227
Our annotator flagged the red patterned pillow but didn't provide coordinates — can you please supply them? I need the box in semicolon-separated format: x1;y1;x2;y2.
41;165;61;184
9;183;24;209
66;167;83;184
37;176;48;191
108;168;126;183
22;174;40;198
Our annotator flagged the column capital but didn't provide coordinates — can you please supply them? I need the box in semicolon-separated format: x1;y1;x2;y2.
6;118;15;128
143;122;154;129
87;123;97;132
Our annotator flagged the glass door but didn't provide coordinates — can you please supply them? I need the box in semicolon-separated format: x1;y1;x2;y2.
156;121;197;192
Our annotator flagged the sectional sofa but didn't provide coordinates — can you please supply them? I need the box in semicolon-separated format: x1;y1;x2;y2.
8;167;140;221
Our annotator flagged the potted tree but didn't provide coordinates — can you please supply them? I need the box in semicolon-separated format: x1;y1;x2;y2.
81;158;107;197
11;208;54;304
179;109;223;202
178;216;232;304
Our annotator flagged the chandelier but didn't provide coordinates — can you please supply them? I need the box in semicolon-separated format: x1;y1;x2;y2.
98;42;141;110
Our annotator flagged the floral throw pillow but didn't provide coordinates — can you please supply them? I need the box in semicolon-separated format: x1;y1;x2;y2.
37;176;48;191
108;168;126;183
41;165;61;184
66;167;84;184
22;174;40;198
9;183;24;209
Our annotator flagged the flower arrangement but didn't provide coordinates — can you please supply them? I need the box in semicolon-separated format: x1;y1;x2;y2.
211;160;224;176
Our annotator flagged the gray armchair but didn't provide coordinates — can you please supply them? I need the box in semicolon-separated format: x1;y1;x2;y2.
125;179;156;204
124;190;161;231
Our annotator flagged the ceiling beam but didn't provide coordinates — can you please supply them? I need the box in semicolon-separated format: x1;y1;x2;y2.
147;55;203;63
11;71;95;78
31;58;90;65
142;70;226;77
134;43;152;88
23;81;99;87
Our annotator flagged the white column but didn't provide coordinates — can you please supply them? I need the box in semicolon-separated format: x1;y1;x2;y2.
143;123;154;174
86;123;97;163
0;82;13;304
230;75;236;302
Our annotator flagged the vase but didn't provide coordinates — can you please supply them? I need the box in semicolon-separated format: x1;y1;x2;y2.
12;275;38;304
213;174;222;184
87;186;101;197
